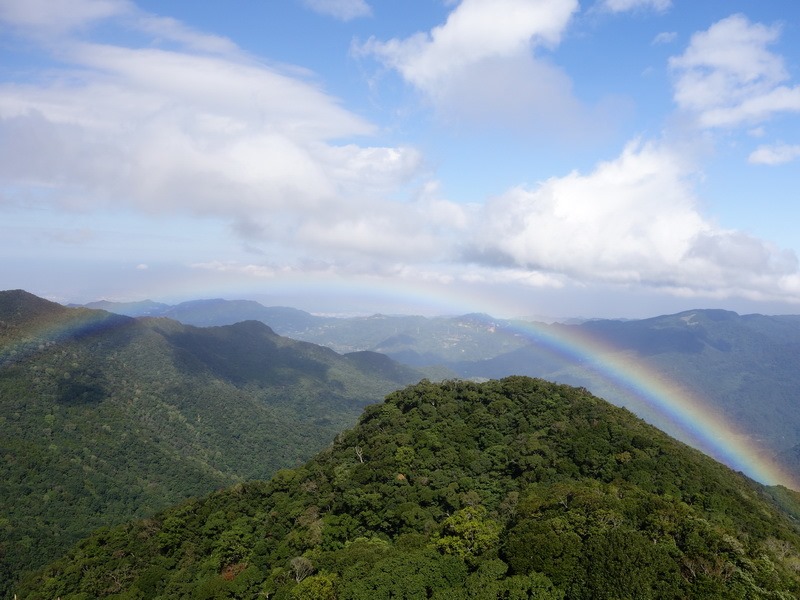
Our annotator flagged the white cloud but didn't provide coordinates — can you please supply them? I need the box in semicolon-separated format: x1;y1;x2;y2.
300;0;371;21
135;263;148;270
470;139;799;297
4;1;800;308
0;42;421;217
355;0;587;130
0;5;443;265
748;142;800;165
670;14;800;128
0;0;131;33
599;0;671;14
652;31;676;45
359;0;577;87
134;15;240;55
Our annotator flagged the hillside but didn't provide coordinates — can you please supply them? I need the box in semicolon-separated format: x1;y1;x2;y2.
77;298;329;332
79;298;529;361
17;377;800;599
97;299;800;472
450;310;800;458
84;298;800;480
0;290;422;594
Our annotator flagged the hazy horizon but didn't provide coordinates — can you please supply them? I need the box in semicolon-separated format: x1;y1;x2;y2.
53;288;800;323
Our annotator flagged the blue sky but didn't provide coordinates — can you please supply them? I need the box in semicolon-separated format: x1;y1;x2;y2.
2;0;800;318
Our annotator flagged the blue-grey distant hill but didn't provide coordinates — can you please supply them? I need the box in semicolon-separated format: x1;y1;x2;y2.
86;297;800;480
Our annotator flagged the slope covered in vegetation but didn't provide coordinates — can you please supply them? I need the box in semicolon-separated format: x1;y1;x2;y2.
93;297;800;475
17;377;800;599
0;290;422;594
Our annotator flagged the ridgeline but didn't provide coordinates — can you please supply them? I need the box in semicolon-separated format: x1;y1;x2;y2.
0;290;422;594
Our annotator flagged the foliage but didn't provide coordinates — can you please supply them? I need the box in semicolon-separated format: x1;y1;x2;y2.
0;290;422;596
94;297;800;479
15;377;800;599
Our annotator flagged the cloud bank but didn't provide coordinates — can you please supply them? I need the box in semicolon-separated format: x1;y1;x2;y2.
2;0;800;308
469;139;799;299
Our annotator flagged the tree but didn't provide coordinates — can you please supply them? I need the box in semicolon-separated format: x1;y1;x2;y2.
292;571;337;600
435;506;501;563
290;556;314;583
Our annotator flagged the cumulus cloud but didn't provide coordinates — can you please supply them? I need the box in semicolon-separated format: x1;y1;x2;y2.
670;14;800;128
469;139;799;298
300;0;371;21
748;142;800;165
599;0;671;14
354;0;592;131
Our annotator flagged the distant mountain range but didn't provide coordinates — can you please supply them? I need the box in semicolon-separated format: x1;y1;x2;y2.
81;297;800;471
0;290;423;594
6;289;800;597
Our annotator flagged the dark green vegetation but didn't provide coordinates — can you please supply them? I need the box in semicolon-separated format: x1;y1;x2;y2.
88;298;800;468
0;290;422;595
17;377;800;599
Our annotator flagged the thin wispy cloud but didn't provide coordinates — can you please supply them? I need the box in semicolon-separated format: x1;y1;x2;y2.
749;143;800;165
0;0;130;33
599;0;672;14
652;31;677;45
300;0;371;21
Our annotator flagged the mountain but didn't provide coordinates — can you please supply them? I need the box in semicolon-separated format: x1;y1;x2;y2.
81;298;530;360
79;297;800;475
82;297;800;477
77;298;329;333
161;299;326;332
79;299;172;317
451;310;800;458
0;290;423;594
15;377;800;599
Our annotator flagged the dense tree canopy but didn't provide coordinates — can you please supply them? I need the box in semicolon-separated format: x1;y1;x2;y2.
0;290;421;596
15;377;800;599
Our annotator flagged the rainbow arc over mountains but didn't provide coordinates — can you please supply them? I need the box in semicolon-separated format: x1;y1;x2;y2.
505;318;798;489
5;298;798;490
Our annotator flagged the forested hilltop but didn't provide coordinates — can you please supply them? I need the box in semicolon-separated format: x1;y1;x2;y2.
0;290;422;595
17;377;800;599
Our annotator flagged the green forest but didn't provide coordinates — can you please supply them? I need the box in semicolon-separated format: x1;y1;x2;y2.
0;290;421;595
16;377;800;599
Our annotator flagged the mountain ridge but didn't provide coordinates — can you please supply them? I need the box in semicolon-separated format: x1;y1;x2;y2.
0;290;425;594
77;295;800;476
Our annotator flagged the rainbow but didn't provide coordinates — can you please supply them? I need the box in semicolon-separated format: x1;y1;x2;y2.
0;306;136;368
500;318;799;489
4;284;798;490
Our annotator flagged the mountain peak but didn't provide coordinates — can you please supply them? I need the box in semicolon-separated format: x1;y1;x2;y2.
0;289;66;324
